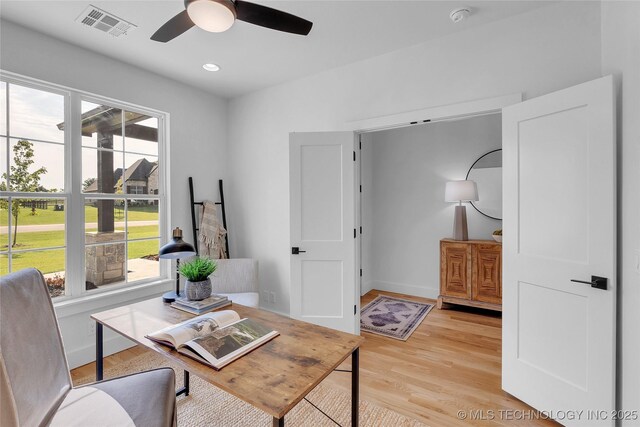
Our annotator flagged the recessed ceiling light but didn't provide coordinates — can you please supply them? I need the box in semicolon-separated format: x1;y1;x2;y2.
202;63;221;72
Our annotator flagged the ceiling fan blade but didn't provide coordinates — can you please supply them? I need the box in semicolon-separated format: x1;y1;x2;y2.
151;10;195;42
235;0;312;36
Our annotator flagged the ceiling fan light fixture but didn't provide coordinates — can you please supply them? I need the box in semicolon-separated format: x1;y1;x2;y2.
186;0;236;33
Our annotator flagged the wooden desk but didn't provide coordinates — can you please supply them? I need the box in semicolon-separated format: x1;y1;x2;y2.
92;299;364;426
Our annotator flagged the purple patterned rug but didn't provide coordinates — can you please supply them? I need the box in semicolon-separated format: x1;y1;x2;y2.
360;295;434;341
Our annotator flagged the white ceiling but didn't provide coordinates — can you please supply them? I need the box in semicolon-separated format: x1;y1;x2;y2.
0;1;554;98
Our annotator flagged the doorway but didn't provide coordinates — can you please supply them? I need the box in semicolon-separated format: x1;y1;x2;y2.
289;94;520;334
358;113;503;300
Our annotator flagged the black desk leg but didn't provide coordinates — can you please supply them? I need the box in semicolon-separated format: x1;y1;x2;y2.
96;322;103;381
176;371;190;397
352;347;359;426
273;417;284;427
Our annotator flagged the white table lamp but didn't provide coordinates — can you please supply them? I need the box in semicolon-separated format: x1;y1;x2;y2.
445;180;479;241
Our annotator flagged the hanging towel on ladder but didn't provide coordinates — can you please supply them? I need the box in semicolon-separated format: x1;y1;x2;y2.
198;201;227;259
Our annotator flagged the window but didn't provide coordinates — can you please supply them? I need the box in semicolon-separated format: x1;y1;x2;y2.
1;75;168;299
81;100;161;291
1;81;67;297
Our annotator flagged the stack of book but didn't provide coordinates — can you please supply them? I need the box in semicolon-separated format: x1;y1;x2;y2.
171;294;231;314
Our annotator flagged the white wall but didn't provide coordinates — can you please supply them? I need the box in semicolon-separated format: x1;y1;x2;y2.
227;1;602;315
601;2;640;421
0;20;228;367
362;115;501;298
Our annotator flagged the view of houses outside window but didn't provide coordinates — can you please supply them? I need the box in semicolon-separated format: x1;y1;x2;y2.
0;78;167;299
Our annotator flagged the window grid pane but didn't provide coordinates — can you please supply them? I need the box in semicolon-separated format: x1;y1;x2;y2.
82;147;124;194
8;83;64;144
127;201;159;240
85;241;126;291
84;198;126;235
8;138;64;192
6;199;66;250
128;239;160;283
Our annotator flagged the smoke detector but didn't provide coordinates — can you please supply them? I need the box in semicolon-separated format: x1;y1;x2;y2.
449;8;471;23
75;5;137;37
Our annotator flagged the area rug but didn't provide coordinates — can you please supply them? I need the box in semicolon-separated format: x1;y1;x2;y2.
360;295;433;341
74;350;427;427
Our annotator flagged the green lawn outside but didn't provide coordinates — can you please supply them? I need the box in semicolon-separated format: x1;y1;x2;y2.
9;249;65;275
2;226;160;274
0;204;158;226
2;225;159;251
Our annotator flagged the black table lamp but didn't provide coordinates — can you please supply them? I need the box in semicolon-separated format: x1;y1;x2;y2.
159;227;196;303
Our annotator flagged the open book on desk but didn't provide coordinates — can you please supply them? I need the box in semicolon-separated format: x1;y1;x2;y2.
146;310;279;370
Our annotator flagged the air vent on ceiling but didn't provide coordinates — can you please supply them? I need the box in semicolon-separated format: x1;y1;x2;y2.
75;5;136;37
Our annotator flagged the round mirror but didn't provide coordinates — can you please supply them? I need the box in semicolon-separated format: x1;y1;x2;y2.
466;149;502;220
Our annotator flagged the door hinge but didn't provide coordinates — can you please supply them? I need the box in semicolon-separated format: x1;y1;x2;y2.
354;305;357;315
360;269;363;277
359;139;362;150
353;151;356;161
354;229;357;239
360;185;362;193
360;226;362;234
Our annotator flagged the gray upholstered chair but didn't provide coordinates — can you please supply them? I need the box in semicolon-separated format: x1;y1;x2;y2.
210;258;259;308
0;268;177;427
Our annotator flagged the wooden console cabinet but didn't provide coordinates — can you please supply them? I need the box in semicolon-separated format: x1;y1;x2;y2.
437;239;502;311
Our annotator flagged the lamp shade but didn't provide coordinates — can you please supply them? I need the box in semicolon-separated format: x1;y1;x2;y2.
445;180;479;202
159;227;196;260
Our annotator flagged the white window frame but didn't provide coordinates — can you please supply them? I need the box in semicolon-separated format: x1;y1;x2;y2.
0;71;171;304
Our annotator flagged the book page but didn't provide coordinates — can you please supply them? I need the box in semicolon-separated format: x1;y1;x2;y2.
147;310;240;348
183;318;278;369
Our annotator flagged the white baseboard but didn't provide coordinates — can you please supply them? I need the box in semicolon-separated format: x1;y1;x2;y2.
66;335;136;370
361;281;374;296
370;280;439;300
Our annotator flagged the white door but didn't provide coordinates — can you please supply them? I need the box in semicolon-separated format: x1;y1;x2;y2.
290;131;359;334
502;76;616;424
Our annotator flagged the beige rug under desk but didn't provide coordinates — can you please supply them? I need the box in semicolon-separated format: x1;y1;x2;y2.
91;299;364;427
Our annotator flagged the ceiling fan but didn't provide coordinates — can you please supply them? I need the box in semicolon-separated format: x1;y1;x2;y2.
151;0;313;42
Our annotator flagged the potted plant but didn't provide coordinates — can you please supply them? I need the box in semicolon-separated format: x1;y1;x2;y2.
179;256;217;301
492;228;502;243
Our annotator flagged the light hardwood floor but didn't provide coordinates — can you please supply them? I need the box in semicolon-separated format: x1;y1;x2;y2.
71;290;558;426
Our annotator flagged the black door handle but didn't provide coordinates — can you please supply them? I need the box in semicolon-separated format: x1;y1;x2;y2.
571;275;607;290
291;247;306;255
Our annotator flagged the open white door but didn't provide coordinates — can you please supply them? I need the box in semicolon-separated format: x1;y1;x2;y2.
290;131;358;334
502;76;616;424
